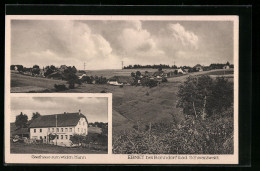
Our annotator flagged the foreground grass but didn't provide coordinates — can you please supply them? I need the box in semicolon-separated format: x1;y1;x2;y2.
11;143;107;154
113;108;234;154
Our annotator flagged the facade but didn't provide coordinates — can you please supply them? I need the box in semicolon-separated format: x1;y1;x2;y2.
29;111;88;146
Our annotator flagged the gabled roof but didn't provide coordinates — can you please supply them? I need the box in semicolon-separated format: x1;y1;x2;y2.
194;64;203;68
29;113;88;128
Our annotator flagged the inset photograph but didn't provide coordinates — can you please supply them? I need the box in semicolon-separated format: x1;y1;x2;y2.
10;96;108;154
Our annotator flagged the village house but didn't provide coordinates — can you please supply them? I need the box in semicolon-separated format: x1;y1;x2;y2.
223;65;230;69
193;64;203;72
29;110;88;146
108;76;134;86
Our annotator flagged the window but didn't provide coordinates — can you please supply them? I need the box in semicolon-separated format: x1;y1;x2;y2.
44;136;46;139
81;128;83;132
40;129;42;132
69;128;72;132
40;136;42;139
52;128;54;132
79;121;81;125
48;128;50;132
61;128;63;132
57;135;59;139
78;128;79;132
57;128;59;132
84;129;86;133
65;128;68;132
34;129;36;133
61;135;63;139
65;135;68;139
70;135;72;139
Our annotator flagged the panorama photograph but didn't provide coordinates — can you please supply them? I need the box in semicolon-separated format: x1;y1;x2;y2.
10;19;235;154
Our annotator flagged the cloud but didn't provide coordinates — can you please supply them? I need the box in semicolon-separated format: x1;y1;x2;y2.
12;20;121;70
168;23;199;49
116;21;165;65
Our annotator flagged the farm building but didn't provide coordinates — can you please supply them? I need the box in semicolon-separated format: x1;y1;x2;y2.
29;110;88;146
193;64;203;72
223;65;230;69
108;76;134;86
153;70;165;78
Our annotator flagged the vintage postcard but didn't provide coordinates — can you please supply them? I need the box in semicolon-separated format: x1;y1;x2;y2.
5;15;238;164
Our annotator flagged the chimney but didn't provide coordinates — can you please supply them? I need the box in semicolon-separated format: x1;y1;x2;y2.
78;109;81;115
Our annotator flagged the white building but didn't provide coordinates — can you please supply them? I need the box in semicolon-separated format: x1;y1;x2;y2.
29;110;88;146
223;65;230;69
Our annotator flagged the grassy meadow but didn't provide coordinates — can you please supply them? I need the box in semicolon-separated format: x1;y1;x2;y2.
10;142;107;154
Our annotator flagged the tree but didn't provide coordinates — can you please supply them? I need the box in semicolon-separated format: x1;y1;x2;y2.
31;112;41;120
177;75;213;120
206;77;233;116
64;66;81;89
15;112;28;129
177;75;233;120
33;65;40;69
172;65;177;69
131;72;136;77
226;61;230;66
136;71;141;77
70;134;86;146
32;68;40;76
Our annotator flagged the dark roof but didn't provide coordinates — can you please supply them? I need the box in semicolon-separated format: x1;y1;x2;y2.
29;113;88;128
194;64;203;68
109;76;134;84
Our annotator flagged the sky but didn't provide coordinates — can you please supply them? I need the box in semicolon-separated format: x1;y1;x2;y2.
10;97;108;123
11;20;234;70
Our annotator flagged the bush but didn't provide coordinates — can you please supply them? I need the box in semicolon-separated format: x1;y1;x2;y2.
54;84;68;92
113;111;233;154
162;77;168;82
148;79;158;88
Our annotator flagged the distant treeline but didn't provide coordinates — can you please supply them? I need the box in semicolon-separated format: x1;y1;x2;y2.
123;64;177;69
123;62;234;70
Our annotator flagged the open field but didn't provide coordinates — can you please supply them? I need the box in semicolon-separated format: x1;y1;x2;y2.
11;71;67;93
10;142;107;154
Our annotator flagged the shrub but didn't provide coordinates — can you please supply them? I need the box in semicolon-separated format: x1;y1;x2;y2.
162;77;168;82
54;84;68;92
148;79;158;88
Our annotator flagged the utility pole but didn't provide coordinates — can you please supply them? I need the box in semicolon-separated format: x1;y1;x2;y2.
121;61;124;70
